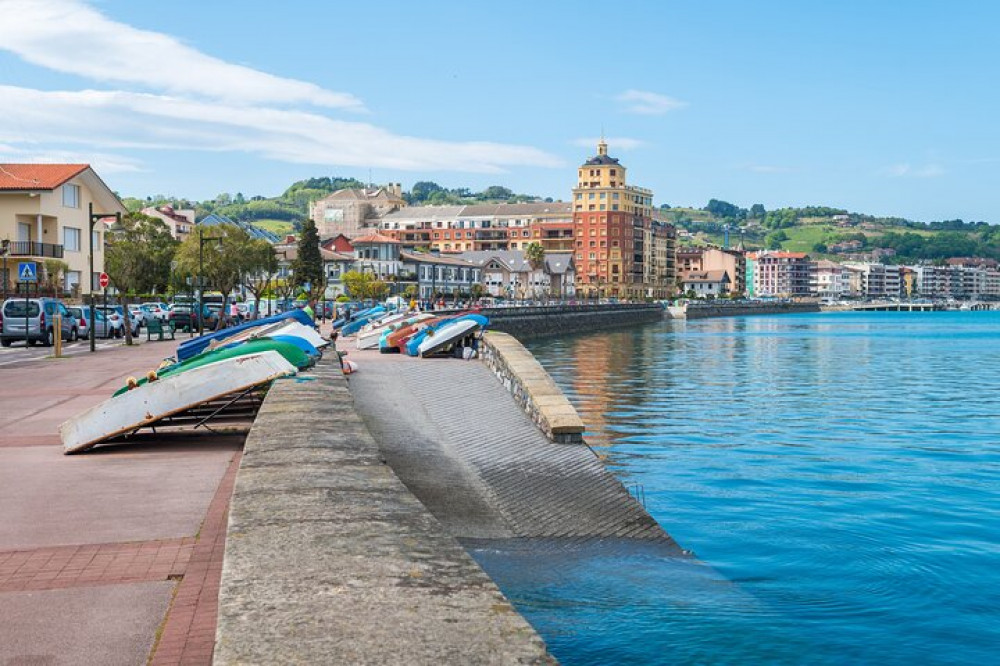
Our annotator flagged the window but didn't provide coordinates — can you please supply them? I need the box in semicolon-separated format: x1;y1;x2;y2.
612;193;620;200
612;204;619;211
599;193;606;199
588;193;595;200
589;252;596;260
65;270;81;291
62;184;80;208
63;227;81;252
575;193;582;200
589;229;596;236
522;230;529;237
610;169;617;176
589;241;596;247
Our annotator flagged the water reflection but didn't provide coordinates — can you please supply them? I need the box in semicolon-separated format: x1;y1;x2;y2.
520;312;1000;665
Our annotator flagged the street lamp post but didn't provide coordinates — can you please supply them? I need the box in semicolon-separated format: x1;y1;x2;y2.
89;203;121;353
1;239;8;302
198;232;222;336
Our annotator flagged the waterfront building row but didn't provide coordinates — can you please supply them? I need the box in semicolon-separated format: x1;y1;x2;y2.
743;250;1000;300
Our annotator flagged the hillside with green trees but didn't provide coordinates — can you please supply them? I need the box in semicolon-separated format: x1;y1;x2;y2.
120;177;547;237
665;199;1000;263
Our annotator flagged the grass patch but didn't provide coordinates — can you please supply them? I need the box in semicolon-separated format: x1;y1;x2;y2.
254;219;295;235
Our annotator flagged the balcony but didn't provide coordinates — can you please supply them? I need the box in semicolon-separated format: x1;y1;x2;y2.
5;241;64;259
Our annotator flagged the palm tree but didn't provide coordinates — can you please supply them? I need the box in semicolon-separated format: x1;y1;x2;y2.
525;242;545;270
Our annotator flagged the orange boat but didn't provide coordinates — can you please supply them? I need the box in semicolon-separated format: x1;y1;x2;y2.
382;317;441;353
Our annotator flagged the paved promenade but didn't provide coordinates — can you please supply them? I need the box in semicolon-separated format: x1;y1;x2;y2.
0;340;242;665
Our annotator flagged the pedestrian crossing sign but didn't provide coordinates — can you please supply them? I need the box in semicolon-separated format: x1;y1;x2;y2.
18;262;37;282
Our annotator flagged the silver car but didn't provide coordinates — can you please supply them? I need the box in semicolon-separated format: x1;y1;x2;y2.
68;305;116;339
1;298;78;347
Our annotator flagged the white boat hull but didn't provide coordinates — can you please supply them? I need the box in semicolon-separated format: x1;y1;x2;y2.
417;320;480;357
356;313;434;350
60;351;297;454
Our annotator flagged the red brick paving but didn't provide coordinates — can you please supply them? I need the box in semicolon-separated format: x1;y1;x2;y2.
149;449;243;666
0;449;242;665
0;538;194;592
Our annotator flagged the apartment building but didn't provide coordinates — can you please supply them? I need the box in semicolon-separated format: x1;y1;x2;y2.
0;163;126;295
141;205;195;241
571;140;657;298
751;251;813;297
309;184;406;238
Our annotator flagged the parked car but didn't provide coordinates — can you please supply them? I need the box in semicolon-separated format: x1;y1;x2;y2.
0;298;78;347
168;304;198;332
105;305;141;337
140;302;170;322
95;306;125;338
67;305;115;340
128;304;146;327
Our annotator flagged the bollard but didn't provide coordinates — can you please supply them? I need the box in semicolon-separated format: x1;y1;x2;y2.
53;313;62;358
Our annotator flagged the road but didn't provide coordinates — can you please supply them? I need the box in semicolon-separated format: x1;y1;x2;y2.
0;331;200;368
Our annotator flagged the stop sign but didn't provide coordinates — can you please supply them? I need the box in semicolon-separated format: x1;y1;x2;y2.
99;272;110;289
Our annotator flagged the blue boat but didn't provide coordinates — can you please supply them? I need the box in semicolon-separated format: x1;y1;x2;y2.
405;314;488;356
341;306;388;336
176;309;314;361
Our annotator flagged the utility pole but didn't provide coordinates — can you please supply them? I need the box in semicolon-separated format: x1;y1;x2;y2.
89;203;120;352
198;231;223;336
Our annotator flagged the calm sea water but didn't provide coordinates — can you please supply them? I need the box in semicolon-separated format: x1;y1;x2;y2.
469;312;1000;665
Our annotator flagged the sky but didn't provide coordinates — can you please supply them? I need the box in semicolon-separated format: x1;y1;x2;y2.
0;0;997;222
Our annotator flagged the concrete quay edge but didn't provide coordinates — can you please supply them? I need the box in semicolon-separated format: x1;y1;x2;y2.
214;358;554;665
481;332;586;442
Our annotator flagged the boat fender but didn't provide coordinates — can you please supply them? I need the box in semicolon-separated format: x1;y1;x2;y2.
342;359;358;375
146;370;159;382
126;376;138;390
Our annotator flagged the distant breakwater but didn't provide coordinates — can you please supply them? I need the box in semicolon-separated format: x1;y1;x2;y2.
670;301;820;320
474;303;664;340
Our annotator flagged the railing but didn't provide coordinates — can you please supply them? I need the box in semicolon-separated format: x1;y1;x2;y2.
6;241;64;258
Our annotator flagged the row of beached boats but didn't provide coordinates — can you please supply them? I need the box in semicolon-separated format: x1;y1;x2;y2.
60;309;330;454
335;305;489;358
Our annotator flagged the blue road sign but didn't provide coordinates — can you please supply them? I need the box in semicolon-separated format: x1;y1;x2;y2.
18;262;37;282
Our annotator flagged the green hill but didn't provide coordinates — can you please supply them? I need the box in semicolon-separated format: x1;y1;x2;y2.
665;200;1000;263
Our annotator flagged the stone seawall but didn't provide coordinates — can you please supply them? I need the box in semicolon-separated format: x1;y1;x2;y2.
480;303;664;340
680;301;820;319
480;331;586;444
214;358;552;665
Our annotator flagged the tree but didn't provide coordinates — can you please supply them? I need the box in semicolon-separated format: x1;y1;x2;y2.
706;199;746;219
525;241;546;270
766;230;788;250
241;240;279;318
105;213;178;344
42;259;70;297
292;219;324;302
750;204;766;218
341;270;375;300
481;185;513;201
174;224;258;330
812;242;829;254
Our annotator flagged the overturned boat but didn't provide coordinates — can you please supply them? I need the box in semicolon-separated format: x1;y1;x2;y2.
61;350;297;454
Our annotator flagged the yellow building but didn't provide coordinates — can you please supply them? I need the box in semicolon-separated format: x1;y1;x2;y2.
572;140;668;297
0;164;126;296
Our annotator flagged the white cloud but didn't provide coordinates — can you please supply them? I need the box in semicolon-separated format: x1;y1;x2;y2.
883;163;945;178
0;1;565;175
571;137;645;150
616;89;687;115
0;86;564;173
0;144;144;174
0;0;363;110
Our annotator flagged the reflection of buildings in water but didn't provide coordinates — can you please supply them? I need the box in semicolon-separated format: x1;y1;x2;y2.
571;331;635;446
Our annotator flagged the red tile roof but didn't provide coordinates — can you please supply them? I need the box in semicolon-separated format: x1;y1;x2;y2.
351;232;399;244
0;164;89;191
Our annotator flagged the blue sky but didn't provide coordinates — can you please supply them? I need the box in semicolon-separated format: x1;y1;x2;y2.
0;0;997;222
